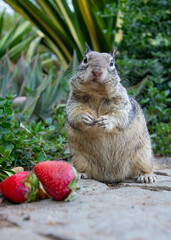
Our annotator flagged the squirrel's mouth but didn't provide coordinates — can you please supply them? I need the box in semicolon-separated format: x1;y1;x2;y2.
88;76;104;85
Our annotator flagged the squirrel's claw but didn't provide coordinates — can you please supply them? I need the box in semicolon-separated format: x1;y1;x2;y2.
96;115;115;131
137;174;157;183
81;113;95;126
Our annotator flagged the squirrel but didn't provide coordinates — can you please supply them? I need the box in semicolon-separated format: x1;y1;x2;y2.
66;43;156;184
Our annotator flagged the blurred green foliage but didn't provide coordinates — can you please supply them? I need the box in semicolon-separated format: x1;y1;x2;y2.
115;0;171;155
0;11;20;32
0;11;59;66
0;11;37;61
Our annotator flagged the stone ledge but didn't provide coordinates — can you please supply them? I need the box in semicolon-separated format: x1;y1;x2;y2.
0;168;171;240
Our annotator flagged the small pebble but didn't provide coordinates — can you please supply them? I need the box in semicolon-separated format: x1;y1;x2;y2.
12;167;24;173
23;215;30;221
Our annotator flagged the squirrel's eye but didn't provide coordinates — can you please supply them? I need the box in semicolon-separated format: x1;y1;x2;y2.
83;56;88;64
109;59;114;67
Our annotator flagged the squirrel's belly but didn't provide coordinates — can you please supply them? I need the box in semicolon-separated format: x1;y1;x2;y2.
67;126;135;181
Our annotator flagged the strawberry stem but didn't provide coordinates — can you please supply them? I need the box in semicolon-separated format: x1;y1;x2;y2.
23;171;39;202
64;167;78;202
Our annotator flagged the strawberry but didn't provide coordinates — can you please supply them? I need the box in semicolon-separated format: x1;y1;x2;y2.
0;171;39;203
34;161;77;201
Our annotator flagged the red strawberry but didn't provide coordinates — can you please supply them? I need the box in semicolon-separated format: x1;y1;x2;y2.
0;171;39;203
34;161;77;201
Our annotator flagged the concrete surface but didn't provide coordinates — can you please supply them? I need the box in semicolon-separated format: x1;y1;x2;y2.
0;166;171;240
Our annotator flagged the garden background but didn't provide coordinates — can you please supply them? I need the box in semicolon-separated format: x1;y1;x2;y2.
0;0;170;181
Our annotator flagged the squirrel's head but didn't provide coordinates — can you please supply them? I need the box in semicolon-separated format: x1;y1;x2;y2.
70;43;120;95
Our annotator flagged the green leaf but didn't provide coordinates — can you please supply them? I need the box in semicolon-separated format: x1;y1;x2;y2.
0;12;4;40
0;129;10;135
0;146;5;155
27;36;42;62
1;122;11;128
0;109;3;116
45;117;52;125
5;107;13;116
64;167;78;202
3;170;15;177
0;150;11;164
0;22;19;58
6;144;15;151
48;125;55;131
0;100;7;106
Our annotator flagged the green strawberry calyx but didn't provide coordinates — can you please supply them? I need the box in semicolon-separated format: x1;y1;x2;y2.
23;171;39;202
64;166;78;202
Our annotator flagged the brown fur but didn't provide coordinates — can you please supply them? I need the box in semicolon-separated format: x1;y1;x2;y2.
66;47;154;183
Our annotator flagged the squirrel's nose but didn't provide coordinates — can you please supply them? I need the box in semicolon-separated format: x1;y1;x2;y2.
92;70;102;77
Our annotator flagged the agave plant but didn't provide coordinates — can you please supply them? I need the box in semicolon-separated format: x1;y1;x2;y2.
0;11;57;66
4;0;118;68
0;11;39;61
0;51;79;120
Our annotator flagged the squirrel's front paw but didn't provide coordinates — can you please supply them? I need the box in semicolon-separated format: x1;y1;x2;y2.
96;115;115;132
81;113;95;126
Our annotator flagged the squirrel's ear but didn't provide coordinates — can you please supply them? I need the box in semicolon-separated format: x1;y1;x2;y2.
110;47;117;59
84;42;91;56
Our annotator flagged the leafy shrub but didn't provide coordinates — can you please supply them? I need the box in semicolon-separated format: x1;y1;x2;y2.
0;95;69;180
115;0;171;155
0;94;15;180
